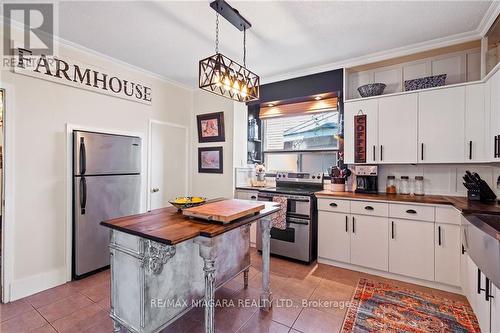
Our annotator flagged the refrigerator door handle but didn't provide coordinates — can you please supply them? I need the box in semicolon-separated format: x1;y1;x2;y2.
80;137;86;175
80;177;87;215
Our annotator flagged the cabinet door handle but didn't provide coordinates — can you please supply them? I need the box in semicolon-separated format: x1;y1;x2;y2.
485;277;495;301
497;135;500;158
421;143;424;161
406;209;417;214
250;195;257;199
345;215;348;232
380;145;383;161
329;202;338;207
469;141;473;160
461;245;466;255
438;226;442;246
352;217;355;234
373;145;376;161
364;206;374;211
495;136;499;158
391;221;395;239
478;268;485;294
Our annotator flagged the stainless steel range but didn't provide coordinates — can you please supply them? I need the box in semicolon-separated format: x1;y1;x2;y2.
256;172;324;263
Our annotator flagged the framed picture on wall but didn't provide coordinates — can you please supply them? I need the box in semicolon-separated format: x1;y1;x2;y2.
197;112;225;143
198;147;223;174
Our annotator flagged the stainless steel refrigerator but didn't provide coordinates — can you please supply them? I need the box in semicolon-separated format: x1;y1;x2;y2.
73;130;142;279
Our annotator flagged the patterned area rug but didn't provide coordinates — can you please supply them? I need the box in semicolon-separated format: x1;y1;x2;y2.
341;278;480;333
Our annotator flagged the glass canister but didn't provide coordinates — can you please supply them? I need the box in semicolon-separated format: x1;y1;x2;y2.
400;176;410;195
386;176;397;194
414;176;424;196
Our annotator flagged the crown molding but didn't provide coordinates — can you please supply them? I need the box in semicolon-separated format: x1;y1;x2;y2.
54;36;195;91
0;17;194;91
262;29;481;84
478;1;500;36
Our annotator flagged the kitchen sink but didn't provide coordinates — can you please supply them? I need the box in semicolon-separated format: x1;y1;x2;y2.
463;214;500;288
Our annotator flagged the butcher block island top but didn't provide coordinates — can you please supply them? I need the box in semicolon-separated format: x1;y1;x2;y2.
100;199;279;245
183;199;265;223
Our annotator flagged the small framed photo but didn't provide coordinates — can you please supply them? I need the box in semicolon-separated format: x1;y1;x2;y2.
198;147;223;174
197;112;225;143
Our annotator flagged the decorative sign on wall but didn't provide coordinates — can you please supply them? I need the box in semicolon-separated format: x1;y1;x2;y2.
12;48;152;105
354;114;366;163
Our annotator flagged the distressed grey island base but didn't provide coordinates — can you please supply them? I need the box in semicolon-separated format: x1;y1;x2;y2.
100;202;279;333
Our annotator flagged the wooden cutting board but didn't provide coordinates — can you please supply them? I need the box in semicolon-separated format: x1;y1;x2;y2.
182;199;265;224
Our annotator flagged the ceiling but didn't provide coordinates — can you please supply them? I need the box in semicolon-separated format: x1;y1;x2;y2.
50;1;493;87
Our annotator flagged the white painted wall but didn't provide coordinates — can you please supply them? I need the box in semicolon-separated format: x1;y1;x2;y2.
190;90;237;200
1;41;192;300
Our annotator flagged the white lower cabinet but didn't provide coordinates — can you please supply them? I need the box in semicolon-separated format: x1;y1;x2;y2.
491;283;500;333
350;215;389;271
435;223;461;286
318;211;350;263
389;219;434;281
461;252;497;333
318;198;464;291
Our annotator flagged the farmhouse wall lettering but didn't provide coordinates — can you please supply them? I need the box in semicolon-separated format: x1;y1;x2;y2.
354;114;366;163
13;48;152;105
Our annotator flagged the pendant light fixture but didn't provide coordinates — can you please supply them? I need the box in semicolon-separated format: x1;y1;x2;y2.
199;0;260;102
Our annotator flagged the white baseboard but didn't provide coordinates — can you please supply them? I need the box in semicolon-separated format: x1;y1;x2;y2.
318;257;462;295
9;267;67;301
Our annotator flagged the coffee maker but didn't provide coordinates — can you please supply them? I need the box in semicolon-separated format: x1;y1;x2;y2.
355;165;378;194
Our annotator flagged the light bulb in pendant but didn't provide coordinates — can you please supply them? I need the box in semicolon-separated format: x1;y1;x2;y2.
232;81;240;94
240;84;248;98
223;76;231;90
214;72;222;87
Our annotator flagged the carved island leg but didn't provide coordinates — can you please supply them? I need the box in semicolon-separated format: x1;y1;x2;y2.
196;238;218;333
259;217;273;311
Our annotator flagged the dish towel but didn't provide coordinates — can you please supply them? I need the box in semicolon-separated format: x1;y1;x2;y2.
271;196;287;230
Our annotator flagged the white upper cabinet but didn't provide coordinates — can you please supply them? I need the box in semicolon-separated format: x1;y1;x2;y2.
465;83;488;162
378;94;418;164
490;70;500;162
418;86;466;163
344;99;379;164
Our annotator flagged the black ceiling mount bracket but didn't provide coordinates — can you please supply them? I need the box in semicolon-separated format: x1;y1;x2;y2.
210;0;252;31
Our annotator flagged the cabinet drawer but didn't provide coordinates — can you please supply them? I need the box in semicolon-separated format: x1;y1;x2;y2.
389;203;435;222
435;206;461;225
351;201;388;217
317;198;350;213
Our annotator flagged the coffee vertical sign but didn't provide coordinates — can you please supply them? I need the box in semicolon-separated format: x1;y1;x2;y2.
354;114;366;163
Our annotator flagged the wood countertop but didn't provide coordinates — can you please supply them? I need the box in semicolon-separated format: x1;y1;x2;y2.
315;191;500;215
100;201;280;245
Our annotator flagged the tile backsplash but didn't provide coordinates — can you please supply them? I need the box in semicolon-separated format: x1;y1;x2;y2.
348;164;500;197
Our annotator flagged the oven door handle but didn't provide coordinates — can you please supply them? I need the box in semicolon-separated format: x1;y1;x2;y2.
287;218;309;225
287;212;310;219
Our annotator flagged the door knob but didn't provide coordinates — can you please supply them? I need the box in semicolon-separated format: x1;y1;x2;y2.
151;188;159;193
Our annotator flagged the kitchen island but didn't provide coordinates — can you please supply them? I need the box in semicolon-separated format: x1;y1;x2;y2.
100;201;280;333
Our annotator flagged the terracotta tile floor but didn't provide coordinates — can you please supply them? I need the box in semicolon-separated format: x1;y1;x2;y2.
1;248;467;333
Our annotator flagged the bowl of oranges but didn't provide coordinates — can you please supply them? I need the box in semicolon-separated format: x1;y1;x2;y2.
169;196;206;211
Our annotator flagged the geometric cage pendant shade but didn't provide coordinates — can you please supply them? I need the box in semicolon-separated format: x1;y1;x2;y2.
199;53;260;102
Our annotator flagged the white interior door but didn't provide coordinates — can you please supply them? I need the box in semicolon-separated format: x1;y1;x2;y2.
150;121;188;210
